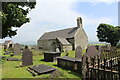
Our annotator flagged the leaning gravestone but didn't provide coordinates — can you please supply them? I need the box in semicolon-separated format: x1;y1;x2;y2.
85;46;100;57
14;43;21;55
22;47;33;66
75;46;82;59
82;46;100;77
82;46;100;67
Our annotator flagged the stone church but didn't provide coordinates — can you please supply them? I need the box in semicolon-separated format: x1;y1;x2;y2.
37;17;88;52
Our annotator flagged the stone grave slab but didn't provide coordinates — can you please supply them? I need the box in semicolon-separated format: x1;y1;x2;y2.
7;58;20;61
3;51;11;55
3;52;9;55
22;49;33;66
28;64;56;76
75;46;82;59
14;43;21;55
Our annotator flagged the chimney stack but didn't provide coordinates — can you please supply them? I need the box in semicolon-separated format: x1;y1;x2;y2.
77;17;83;28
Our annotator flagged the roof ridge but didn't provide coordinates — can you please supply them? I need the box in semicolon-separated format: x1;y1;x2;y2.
45;27;77;33
39;27;79;40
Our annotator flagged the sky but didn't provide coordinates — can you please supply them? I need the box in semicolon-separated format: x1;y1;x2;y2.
1;0;119;44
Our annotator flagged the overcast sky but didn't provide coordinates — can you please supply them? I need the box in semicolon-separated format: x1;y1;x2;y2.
1;0;119;44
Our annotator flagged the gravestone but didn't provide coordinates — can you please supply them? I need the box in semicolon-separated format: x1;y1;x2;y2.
14;43;21;55
85;46;100;57
28;64;56;76
75;46;82;59
56;48;60;52
22;46;33;66
82;46;100;76
82;46;100;67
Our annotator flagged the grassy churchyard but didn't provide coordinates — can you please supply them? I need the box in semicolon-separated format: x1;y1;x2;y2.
1;49;85;79
1;44;120;79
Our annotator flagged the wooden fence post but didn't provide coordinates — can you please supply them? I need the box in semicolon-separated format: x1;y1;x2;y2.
118;59;120;80
103;58;107;79
97;55;100;79
103;58;106;70
110;58;113;71
110;58;113;79
90;56;95;79
86;55;90;79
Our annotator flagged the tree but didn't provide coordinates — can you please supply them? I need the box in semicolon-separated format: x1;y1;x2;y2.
97;23;120;47
1;2;36;38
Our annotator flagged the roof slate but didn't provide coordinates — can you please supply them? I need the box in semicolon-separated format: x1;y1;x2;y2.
39;27;79;40
57;38;71;45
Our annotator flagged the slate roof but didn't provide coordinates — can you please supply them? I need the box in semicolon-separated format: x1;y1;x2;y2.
57;38;71;45
3;40;12;45
39;27;79;40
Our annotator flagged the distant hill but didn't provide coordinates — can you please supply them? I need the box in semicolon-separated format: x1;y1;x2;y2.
88;41;108;44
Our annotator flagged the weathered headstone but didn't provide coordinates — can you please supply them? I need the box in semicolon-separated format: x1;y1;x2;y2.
75;46;82;59
82;46;100;67
22;46;33;66
14;43;21;55
56;48;60;52
85;46;100;57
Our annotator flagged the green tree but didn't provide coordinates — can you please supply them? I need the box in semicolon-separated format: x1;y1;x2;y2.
97;23;120;47
1;2;36;38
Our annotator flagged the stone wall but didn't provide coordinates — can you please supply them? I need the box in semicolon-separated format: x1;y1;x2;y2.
38;39;56;51
38;39;73;52
74;28;88;50
66;38;74;50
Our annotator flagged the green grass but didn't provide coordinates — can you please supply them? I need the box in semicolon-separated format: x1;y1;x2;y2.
61;50;86;57
1;49;82;79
